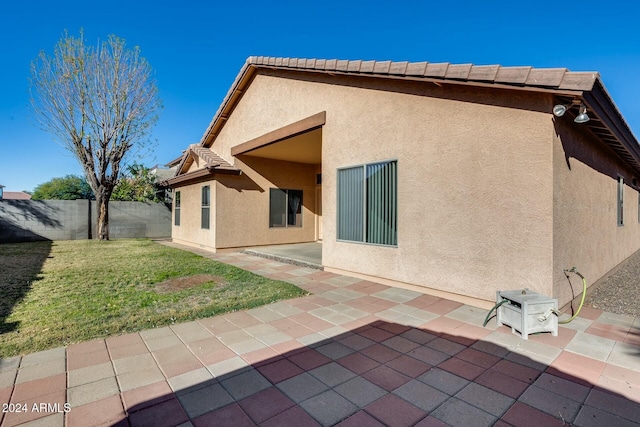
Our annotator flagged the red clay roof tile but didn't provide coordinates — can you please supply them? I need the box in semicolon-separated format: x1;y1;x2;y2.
468;65;500;82
404;61;428;76
445;64;473;80
423;62;447;77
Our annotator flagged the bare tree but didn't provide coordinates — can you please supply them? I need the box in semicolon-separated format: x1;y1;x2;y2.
30;31;161;240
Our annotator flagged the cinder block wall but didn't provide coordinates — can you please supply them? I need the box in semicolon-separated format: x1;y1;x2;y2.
0;200;171;243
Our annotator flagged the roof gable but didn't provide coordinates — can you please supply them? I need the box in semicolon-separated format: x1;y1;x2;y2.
175;144;239;175
163;144;240;187
184;56;639;176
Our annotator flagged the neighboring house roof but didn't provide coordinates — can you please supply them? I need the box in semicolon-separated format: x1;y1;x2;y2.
165;155;184;168
163;144;241;186
189;56;640;175
2;191;32;200
150;165;178;182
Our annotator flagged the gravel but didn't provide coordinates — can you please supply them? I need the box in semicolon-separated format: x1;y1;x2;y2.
584;252;640;318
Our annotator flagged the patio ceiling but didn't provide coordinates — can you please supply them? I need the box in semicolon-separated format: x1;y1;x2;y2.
241;128;322;164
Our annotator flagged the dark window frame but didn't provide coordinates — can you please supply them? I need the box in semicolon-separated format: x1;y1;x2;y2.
337;160;398;246
201;185;210;229
617;175;624;226
174;191;181;226
269;188;303;228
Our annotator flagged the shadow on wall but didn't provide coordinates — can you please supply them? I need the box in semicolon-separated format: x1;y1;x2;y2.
238;155;318;214
92;320;640;426
554;117;635;182
0;200;62;243
216;165;264;193
0;240;53;335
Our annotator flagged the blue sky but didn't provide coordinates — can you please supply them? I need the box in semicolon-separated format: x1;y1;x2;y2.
1;0;639;192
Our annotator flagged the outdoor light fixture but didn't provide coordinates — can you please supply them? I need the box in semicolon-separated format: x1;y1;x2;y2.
553;104;568;117
574;104;590;123
552;101;590;124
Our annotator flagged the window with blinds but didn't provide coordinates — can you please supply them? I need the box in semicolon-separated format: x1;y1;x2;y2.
617;175;624;226
201;185;210;229
174;191;181;226
337;160;397;246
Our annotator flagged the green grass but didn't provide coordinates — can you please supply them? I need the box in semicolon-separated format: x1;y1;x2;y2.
0;239;307;357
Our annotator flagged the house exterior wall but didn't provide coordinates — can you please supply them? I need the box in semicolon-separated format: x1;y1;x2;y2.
214;157;317;248
204;71;556;304
552;119;640;306
171;181;216;250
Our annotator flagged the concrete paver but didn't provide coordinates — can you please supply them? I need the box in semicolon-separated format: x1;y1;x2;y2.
1;241;640;427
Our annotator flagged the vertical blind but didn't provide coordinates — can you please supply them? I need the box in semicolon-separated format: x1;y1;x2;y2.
201;186;210;229
338;161;397;246
338;166;364;242
367;161;397;245
174;191;181;226
618;176;624;226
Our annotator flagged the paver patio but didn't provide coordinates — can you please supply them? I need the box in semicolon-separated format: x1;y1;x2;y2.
1;241;639;426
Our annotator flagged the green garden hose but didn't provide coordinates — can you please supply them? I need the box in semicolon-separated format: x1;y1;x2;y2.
558;268;587;324
483;299;510;327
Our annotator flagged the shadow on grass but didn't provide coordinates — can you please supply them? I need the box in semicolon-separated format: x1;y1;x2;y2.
0;240;53;335
71;320;640;427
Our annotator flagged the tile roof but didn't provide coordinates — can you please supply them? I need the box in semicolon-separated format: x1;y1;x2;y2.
164;144;241;186
159;55;640;182
1;191;32;200
247;56;599;91
203;56;640;173
199;56;605;152
188;145;238;171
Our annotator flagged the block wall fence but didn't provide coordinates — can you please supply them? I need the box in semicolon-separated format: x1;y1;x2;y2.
0;199;171;243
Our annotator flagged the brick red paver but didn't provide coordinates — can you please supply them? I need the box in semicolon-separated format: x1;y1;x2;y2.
2;243;639;427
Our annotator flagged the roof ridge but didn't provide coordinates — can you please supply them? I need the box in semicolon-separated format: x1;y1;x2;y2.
247;56;598;90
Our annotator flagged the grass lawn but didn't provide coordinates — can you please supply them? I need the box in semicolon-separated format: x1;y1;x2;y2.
0;239;307;357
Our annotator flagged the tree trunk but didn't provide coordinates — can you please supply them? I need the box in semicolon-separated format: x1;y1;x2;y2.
96;191;110;240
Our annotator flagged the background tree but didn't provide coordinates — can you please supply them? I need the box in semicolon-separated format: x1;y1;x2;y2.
30;31;161;240
112;163;163;202
31;175;93;200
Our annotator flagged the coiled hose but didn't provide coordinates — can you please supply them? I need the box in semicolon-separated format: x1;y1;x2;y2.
483;267;587;327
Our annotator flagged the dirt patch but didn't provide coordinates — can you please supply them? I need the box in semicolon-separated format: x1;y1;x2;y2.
154;274;227;293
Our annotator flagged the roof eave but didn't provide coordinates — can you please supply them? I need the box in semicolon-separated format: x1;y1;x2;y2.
583;79;640;173
191;55;638;175
162;166;242;188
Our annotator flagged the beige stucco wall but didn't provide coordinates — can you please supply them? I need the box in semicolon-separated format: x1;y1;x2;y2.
552;120;640;307
214;157;317;248
205;71;556;304
171;181;216;250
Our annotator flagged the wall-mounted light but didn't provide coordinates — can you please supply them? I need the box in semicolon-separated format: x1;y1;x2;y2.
553;101;590;124
574;104;590;123
553;104;568;117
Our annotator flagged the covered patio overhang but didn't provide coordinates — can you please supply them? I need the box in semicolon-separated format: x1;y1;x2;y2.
231;111;324;164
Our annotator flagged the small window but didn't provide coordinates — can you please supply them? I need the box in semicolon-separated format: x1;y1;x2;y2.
337;160;397;246
201;186;210;229
269;189;302;227
617;176;624;226
174;191;181;226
